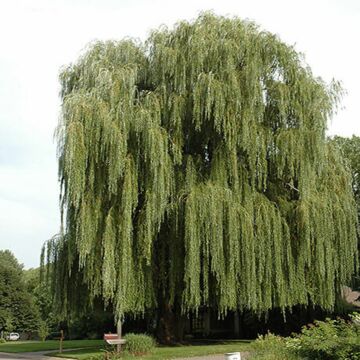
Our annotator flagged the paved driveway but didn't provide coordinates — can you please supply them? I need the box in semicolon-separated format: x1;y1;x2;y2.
0;351;73;360
177;352;250;360
0;350;250;360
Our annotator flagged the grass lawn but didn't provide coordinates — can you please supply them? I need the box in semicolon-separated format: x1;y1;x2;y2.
50;340;252;359
0;339;104;353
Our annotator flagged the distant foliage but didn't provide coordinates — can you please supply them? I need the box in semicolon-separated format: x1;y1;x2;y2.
38;320;49;341
331;135;360;291
43;12;358;321
0;251;41;334
331;136;360;210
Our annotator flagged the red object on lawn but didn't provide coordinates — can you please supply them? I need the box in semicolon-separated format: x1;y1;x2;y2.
104;333;119;340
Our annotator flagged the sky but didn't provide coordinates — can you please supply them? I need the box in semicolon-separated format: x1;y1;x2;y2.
0;0;359;269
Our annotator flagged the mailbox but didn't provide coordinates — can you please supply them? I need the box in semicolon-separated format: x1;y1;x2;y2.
224;352;241;360
103;333;126;346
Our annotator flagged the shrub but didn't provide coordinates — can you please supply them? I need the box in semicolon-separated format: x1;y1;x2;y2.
252;333;299;360
290;316;360;360
251;314;360;360
0;338;6;343
351;312;360;327
38;320;50;342
123;333;156;355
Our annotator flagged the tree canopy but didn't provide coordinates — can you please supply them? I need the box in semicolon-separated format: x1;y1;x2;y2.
44;13;358;321
331;136;360;215
0;251;40;334
331;135;360;290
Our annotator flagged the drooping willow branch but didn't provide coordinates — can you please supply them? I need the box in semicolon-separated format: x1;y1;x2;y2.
43;12;358;320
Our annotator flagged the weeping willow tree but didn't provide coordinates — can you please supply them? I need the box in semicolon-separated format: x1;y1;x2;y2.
43;13;358;338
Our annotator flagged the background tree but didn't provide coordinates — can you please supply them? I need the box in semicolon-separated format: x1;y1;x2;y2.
331;136;360;215
0;251;41;337
25;265;115;339
331;135;360;290
44;13;358;341
24;267;60;335
38;320;49;342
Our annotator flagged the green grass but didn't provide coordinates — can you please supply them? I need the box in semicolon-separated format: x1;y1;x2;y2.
0;339;103;353
50;340;251;359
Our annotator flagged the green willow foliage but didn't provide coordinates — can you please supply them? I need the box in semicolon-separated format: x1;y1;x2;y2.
43;13;358;320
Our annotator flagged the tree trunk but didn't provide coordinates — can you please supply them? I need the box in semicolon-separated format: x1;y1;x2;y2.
116;319;122;353
156;303;185;344
234;311;240;338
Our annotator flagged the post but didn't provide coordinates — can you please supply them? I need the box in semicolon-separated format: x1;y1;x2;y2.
234;311;240;338
116;320;122;353
59;330;64;353
204;310;210;337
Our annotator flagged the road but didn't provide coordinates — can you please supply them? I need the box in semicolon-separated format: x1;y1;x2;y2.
177;352;250;360
0;351;73;360
0;350;250;360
